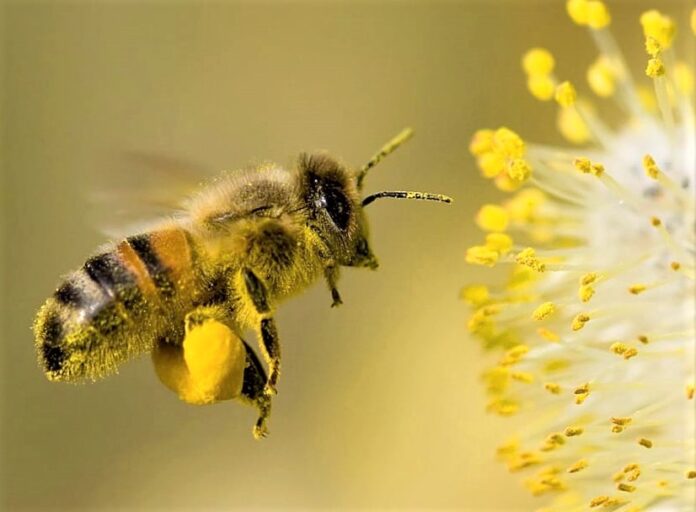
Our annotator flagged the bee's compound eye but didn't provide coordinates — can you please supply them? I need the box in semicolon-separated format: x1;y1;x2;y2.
322;184;351;231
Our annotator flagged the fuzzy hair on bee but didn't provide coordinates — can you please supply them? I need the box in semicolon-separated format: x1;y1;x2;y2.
33;128;452;439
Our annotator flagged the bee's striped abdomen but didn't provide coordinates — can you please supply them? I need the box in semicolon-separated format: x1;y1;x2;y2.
34;227;197;382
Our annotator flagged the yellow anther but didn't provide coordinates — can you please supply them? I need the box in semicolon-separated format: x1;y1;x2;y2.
476;152;506;179
507;158;532;182
558;103;591;143
626;469;641;482
587;56;615;97
638;438;653;448
516;247;546;272
642;154;660;179
628;284;646;295
568;459;588;473
564;426;584;437
485;233;513;254
501;344;530;366
469;129;494;156
612;417;632;426
532;302;556;321
611;342;628;355
527;74;556;101
692;8;696;36
496;440;518;458
590;163;604;176
687;383;694;399
505;188;545;222
493;172;523;192
555;81;577;107
546;433;566;446
687;470;696;479
574;157;592;173
579;285;595;302
566;0;589;25
617;483;636;493
575;393;589;405
581;272;598;285
507;451;541;471
460;285;490;306
487;398;520;416
466;245;500;267
613;471;625;482
511;371;534;383
493;127;525;159
651;216;662;227
645;36;662;58
640;10;676;49
674;61;695;95
538;328;560;342
544;382;562;394
637;335;649;344
522;48;555;75
476;204;509;232
612;425;624;434
590;496;609;507
571;313;590;331
586;1;610;29
671;261;681;271
646;57;665;78
623;463;638;473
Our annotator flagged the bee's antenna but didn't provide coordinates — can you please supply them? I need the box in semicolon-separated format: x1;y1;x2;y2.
357;127;414;190
361;190;453;207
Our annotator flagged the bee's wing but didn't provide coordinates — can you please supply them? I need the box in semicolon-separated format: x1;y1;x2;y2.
89;151;216;238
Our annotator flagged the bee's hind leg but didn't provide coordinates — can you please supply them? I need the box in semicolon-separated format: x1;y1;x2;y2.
324;265;343;308
243;268;281;397
239;340;272;439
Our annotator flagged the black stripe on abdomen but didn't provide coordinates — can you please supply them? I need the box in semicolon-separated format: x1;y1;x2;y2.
126;234;175;297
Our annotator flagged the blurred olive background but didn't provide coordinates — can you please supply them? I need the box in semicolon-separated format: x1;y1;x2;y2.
1;1;682;510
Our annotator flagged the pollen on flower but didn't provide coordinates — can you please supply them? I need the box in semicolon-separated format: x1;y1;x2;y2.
532;302;556;321
640;10;676;49
555;81;577;107
466;245;500;267
465;4;695;510
587;56;616;97
646;58;665;78
476;204;509;232
571;313;590;331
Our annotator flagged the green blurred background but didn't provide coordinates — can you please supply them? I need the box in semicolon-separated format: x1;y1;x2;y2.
1;1;686;510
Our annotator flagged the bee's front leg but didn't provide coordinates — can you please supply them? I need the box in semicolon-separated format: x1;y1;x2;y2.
243;268;280;397
324;265;343;308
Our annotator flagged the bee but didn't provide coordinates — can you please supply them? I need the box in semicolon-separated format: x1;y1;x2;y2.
33;128;452;438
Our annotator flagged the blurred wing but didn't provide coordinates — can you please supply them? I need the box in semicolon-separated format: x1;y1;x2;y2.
89;151;216;238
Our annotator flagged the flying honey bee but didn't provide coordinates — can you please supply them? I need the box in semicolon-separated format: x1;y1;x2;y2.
33;128;452;438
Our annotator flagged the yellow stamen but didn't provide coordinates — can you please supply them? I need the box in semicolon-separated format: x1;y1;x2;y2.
572;313;590;331
507;158;532;182
640;10;676;49
579;284;595;302
590;496;609;507
617;483;636;493
671;261;681;271
460;285;490;306
587;56;616;97
581;272;598;285
469;129;494;156
466;245;500;267
485;233;513;255
522;48;555;75
477;152;506;178
557;104;591;143
644;36;662;58
532;302;556;321
568;459;588;473
538;328;560;342
555;81;577;107
646;58;665;78
586;0;610;29
628;284;646;295
566;0;589;26
687;470;696;479
527;74;556;101
564;426;584;437
516;247;546;272
638;438;653;448
476;204;509;232
612;417;632;426
674;62;694;95
511;371;534;384
643;154;660;179
493;127;525;159
544;382;562;394
687;383;694;400
637;335;649;344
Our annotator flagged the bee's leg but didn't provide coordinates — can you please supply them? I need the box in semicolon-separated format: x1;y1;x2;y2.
243;268;280;396
238;340;272;439
324;265;343;307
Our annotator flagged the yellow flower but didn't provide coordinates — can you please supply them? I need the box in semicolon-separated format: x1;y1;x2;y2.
465;3;695;510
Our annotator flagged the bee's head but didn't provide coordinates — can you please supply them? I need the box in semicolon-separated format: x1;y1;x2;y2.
298;128;451;269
